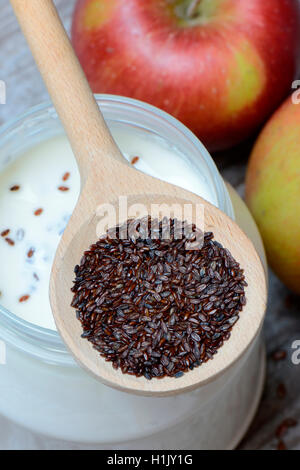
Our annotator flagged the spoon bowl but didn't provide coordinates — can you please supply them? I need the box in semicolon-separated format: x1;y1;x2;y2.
50;171;266;396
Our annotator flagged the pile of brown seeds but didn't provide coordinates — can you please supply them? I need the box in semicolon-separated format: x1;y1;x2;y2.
71;218;247;380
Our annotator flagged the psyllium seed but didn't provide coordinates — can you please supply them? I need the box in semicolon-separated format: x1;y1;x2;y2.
131;156;140;165
27;248;35;258
10;185;20;191
5;238;15;246
62;172;70;182
71;217;247;380
34;208;43;216
1;229;10;237
272;349;287;362
276;418;298;439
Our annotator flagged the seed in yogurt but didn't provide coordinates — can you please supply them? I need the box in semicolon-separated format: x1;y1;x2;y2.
10;185;20;191
1;229;10;237
58;186;70;192
34;208;43;216
27;248;35;258
62;172;70;182
19;295;30;303
71;217;247;380
5;237;15;246
131;156;140;165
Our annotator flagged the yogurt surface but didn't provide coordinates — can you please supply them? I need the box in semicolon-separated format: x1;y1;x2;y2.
0;126;216;330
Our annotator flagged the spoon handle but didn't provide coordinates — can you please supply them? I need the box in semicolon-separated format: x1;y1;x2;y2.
10;0;125;181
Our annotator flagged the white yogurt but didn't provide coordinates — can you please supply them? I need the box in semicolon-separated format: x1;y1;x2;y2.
0;127;216;330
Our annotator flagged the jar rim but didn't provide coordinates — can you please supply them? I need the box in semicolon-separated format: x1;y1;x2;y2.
0;94;234;365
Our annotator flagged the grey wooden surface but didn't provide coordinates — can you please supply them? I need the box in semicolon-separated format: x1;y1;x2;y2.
0;0;299;450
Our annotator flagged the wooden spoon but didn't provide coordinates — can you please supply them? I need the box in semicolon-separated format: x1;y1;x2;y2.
10;0;267;396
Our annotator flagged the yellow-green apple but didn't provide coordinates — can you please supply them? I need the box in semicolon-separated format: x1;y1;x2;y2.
246;94;300;293
72;0;300;152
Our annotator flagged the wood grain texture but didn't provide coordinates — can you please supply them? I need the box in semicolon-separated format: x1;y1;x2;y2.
0;0;299;448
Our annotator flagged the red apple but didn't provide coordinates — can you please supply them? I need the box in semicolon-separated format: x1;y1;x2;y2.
72;0;300;152
246;94;300;294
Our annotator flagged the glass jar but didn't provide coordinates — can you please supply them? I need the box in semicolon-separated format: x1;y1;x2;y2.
0;95;267;449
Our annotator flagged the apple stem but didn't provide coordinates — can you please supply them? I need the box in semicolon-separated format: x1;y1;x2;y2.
186;0;202;19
